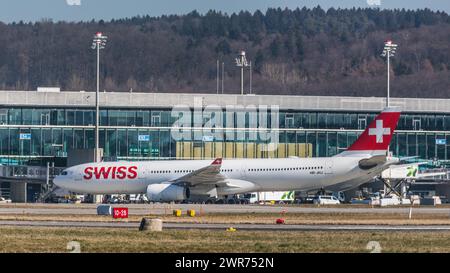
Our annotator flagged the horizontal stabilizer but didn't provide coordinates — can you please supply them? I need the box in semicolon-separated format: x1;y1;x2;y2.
358;155;387;169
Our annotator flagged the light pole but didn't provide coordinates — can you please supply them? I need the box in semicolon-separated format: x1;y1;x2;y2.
91;32;107;162
249;61;252;94
381;40;398;108
221;62;224;94
216;60;219;94
235;51;249;95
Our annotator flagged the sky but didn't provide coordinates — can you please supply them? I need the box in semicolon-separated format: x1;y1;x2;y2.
0;0;449;23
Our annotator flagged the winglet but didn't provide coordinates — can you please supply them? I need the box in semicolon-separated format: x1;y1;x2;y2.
212;158;222;165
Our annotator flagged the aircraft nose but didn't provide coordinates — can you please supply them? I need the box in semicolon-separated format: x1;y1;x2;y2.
53;175;63;188
53;173;68;188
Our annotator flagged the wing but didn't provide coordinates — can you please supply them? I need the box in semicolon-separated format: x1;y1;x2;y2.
171;158;226;186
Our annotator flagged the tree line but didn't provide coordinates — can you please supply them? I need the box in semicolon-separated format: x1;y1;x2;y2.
0;6;449;98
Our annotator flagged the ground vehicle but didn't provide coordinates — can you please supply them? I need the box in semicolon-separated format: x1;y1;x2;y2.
350;196;380;205
245;191;295;204
204;195;250;204
313;195;340;205
129;194;148;203
0;197;12;203
332;191;346;203
104;194;131;204
350;192;381;205
379;195;401;206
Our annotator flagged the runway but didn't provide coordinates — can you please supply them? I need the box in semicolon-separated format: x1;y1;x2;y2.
1;203;450;215
1;219;450;231
1;203;449;232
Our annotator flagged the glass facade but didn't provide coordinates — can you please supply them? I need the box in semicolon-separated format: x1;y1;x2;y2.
1;106;450;166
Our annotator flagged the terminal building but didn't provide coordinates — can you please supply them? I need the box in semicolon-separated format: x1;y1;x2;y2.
1;89;450;202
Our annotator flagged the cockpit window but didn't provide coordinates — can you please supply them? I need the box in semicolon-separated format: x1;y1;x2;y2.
61;171;68;175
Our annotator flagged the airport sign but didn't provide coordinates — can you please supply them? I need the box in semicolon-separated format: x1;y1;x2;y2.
202;135;214;142
138;135;150;141
112;207;129;219
19;133;31;140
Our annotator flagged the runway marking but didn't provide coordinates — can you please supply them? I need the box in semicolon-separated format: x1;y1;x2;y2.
1;204;450;215
2;220;450;232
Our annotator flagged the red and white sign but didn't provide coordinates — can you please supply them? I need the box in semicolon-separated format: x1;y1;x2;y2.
113;207;129;219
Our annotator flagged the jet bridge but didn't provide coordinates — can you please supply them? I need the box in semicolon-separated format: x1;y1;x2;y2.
380;163;449;198
0;164;63;202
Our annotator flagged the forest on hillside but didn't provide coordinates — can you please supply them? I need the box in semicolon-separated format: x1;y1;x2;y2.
0;7;449;98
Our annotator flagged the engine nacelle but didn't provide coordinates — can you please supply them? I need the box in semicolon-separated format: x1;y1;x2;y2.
146;184;189;202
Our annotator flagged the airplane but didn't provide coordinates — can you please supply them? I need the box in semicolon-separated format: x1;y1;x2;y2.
53;107;401;202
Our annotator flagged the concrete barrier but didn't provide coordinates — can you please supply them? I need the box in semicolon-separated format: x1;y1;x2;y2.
139;218;163;231
173;209;182;217
187;209;196;217
97;205;112;215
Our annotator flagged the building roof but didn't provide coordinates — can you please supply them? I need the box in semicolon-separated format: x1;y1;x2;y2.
0;90;449;113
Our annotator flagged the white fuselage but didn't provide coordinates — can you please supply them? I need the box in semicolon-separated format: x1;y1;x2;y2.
54;156;392;195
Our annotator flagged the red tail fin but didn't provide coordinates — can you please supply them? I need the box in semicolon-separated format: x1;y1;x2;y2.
211;158;222;165
341;108;401;156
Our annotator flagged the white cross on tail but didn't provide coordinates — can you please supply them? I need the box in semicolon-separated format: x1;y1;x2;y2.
368;120;390;143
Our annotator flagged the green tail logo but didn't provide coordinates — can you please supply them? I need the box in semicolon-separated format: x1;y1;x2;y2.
282;191;294;200
406;166;418;177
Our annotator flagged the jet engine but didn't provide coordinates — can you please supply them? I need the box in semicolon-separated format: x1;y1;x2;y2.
146;184;190;202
